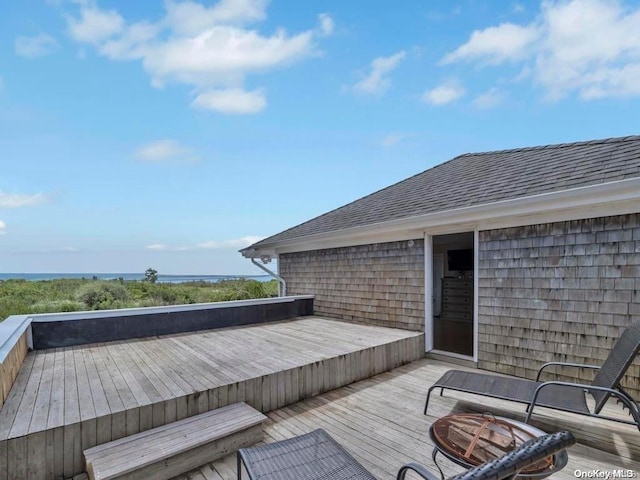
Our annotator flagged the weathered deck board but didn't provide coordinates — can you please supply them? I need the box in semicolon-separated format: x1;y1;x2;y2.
0;317;423;480
180;359;640;480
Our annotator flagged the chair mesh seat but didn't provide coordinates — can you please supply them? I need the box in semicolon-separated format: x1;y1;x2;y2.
433;370;591;414
238;429;377;480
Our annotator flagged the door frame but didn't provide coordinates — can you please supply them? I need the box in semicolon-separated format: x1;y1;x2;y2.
424;229;479;362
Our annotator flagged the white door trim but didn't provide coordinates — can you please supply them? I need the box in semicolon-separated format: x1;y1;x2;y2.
424;233;433;352
473;228;480;363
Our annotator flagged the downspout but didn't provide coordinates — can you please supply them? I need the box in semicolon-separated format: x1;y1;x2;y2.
251;257;287;297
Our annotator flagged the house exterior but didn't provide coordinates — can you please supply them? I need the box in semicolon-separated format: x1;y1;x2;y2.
241;135;640;397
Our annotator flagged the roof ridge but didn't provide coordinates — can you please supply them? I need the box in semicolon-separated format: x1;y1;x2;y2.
457;135;640;158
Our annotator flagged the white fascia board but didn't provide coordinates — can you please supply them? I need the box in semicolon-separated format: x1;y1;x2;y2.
249;177;640;256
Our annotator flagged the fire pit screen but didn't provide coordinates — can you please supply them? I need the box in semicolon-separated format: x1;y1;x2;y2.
431;413;554;474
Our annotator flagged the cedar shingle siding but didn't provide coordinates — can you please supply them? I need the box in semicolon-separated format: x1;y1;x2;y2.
478;213;640;397
279;240;425;331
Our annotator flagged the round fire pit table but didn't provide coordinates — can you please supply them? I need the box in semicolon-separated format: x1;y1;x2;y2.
428;413;569;480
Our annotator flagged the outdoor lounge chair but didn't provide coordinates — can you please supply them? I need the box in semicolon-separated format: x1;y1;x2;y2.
424;321;640;431
237;428;575;480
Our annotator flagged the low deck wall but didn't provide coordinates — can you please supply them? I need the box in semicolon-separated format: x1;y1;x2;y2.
30;296;314;349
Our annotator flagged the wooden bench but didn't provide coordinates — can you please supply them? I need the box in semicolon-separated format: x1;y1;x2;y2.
83;402;266;480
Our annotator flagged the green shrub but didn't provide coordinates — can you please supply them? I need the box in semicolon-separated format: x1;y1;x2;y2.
76;282;129;310
263;280;279;297
241;280;267;298
29;300;84;314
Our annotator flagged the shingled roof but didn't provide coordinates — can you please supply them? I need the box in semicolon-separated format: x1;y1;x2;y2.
248;135;640;250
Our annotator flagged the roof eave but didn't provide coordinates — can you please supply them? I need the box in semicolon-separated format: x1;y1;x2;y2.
240;246;277;259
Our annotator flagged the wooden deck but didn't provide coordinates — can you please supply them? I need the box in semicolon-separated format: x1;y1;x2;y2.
0;317;424;480
177;359;640;480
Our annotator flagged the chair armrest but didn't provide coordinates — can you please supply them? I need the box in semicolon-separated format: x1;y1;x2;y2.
397;463;441;480
535;362;600;381
526;381;640;425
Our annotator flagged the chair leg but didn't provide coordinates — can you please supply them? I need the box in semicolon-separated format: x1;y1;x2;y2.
237;452;242;480
397;463;441;480
525;403;535;423
424;386;438;415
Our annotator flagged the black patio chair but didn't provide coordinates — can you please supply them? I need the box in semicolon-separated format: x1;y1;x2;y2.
424;322;640;431
237;428;575;480
397;430;575;480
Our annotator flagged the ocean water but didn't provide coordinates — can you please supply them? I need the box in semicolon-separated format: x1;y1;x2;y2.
0;273;272;283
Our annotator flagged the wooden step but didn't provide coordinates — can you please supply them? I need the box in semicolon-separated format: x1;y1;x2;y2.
83;402;266;480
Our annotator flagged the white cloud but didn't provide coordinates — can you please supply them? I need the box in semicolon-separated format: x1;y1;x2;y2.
191;88;266;114
146;244;170;250
422;80;465;105
535;0;640;100
0;191;49;208
64;0;326;113
354;51;406;95
318;13;335;36
380;133;409;147
138;27;313;89
146;243;191;251
67;6;124;44
578;64;640;99
442;23;539;65
197;236;265;249
0;220;5;235
146;236;264;251
473;88;505;109
443;0;640;101
15;34;59;58
165;0;268;35
99;21;159;61
61;246;78;252
134;140;200;164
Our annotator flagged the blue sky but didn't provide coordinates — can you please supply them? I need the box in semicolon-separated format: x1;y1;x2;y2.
1;0;640;275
